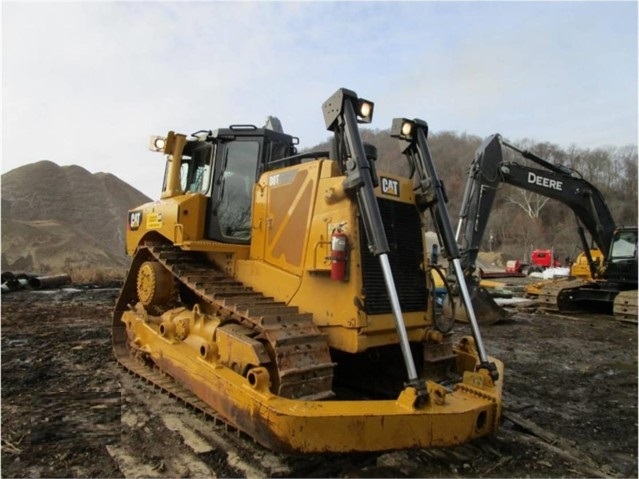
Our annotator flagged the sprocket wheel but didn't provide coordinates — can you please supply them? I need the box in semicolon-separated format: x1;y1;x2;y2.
136;261;176;312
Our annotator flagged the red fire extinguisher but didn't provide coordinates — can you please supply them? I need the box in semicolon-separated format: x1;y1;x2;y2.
330;230;348;281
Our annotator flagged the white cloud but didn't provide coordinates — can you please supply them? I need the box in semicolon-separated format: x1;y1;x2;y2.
2;1;637;198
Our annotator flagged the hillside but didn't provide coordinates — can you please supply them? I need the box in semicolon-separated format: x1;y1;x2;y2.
1;161;151;279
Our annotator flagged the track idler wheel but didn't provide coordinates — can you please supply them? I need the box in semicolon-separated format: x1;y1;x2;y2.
136;261;175;310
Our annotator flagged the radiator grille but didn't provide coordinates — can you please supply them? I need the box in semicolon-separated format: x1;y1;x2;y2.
359;199;427;315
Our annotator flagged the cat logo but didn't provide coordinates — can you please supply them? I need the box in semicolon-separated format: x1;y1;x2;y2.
128;211;142;231
380;177;400;197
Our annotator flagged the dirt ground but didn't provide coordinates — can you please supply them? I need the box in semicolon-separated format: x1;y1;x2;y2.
1;284;637;478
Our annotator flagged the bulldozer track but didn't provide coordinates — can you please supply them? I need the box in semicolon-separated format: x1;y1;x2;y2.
111;361;292;478
112;242;336;431
116;354;226;427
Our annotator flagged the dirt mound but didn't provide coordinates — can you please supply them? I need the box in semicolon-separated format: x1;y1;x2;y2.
1;160;151;279
1;217;128;279
478;251;513;269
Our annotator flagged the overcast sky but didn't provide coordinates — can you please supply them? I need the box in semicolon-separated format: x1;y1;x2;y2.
3;1;637;199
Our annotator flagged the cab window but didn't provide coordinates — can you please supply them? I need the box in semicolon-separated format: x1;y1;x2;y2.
218;141;260;240
181;144;214;194
610;230;637;261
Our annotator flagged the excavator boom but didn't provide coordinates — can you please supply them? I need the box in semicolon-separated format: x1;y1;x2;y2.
457;134;617;270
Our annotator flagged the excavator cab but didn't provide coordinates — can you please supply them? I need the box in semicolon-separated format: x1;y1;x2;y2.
606;227;638;285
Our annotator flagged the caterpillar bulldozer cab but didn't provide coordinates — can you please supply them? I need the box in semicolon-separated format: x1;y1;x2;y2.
138;118;299;247
113;88;503;453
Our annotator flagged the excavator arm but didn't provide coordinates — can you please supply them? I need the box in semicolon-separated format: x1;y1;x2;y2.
456;134;617;275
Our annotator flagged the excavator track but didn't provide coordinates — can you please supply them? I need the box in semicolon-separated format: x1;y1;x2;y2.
113;242;336;420
533;278;638;322
532;278;580;311
613;290;638;323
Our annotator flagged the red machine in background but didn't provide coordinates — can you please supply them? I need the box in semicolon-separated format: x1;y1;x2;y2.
505;249;561;275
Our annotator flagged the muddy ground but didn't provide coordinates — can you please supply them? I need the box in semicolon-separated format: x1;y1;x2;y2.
1;285;637;478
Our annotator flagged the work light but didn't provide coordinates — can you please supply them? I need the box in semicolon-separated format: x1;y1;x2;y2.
149;132;176;154
357;99;374;123
390;118;428;141
322;88;375;131
149;135;166;152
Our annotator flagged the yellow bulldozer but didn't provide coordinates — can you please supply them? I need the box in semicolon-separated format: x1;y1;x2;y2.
113;88;503;453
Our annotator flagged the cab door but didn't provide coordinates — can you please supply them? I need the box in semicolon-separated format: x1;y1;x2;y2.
205;139;261;243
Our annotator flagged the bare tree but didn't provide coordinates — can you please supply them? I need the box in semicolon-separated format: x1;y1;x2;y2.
505;187;551;219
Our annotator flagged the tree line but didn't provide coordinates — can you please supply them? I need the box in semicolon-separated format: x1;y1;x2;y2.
309;129;638;264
